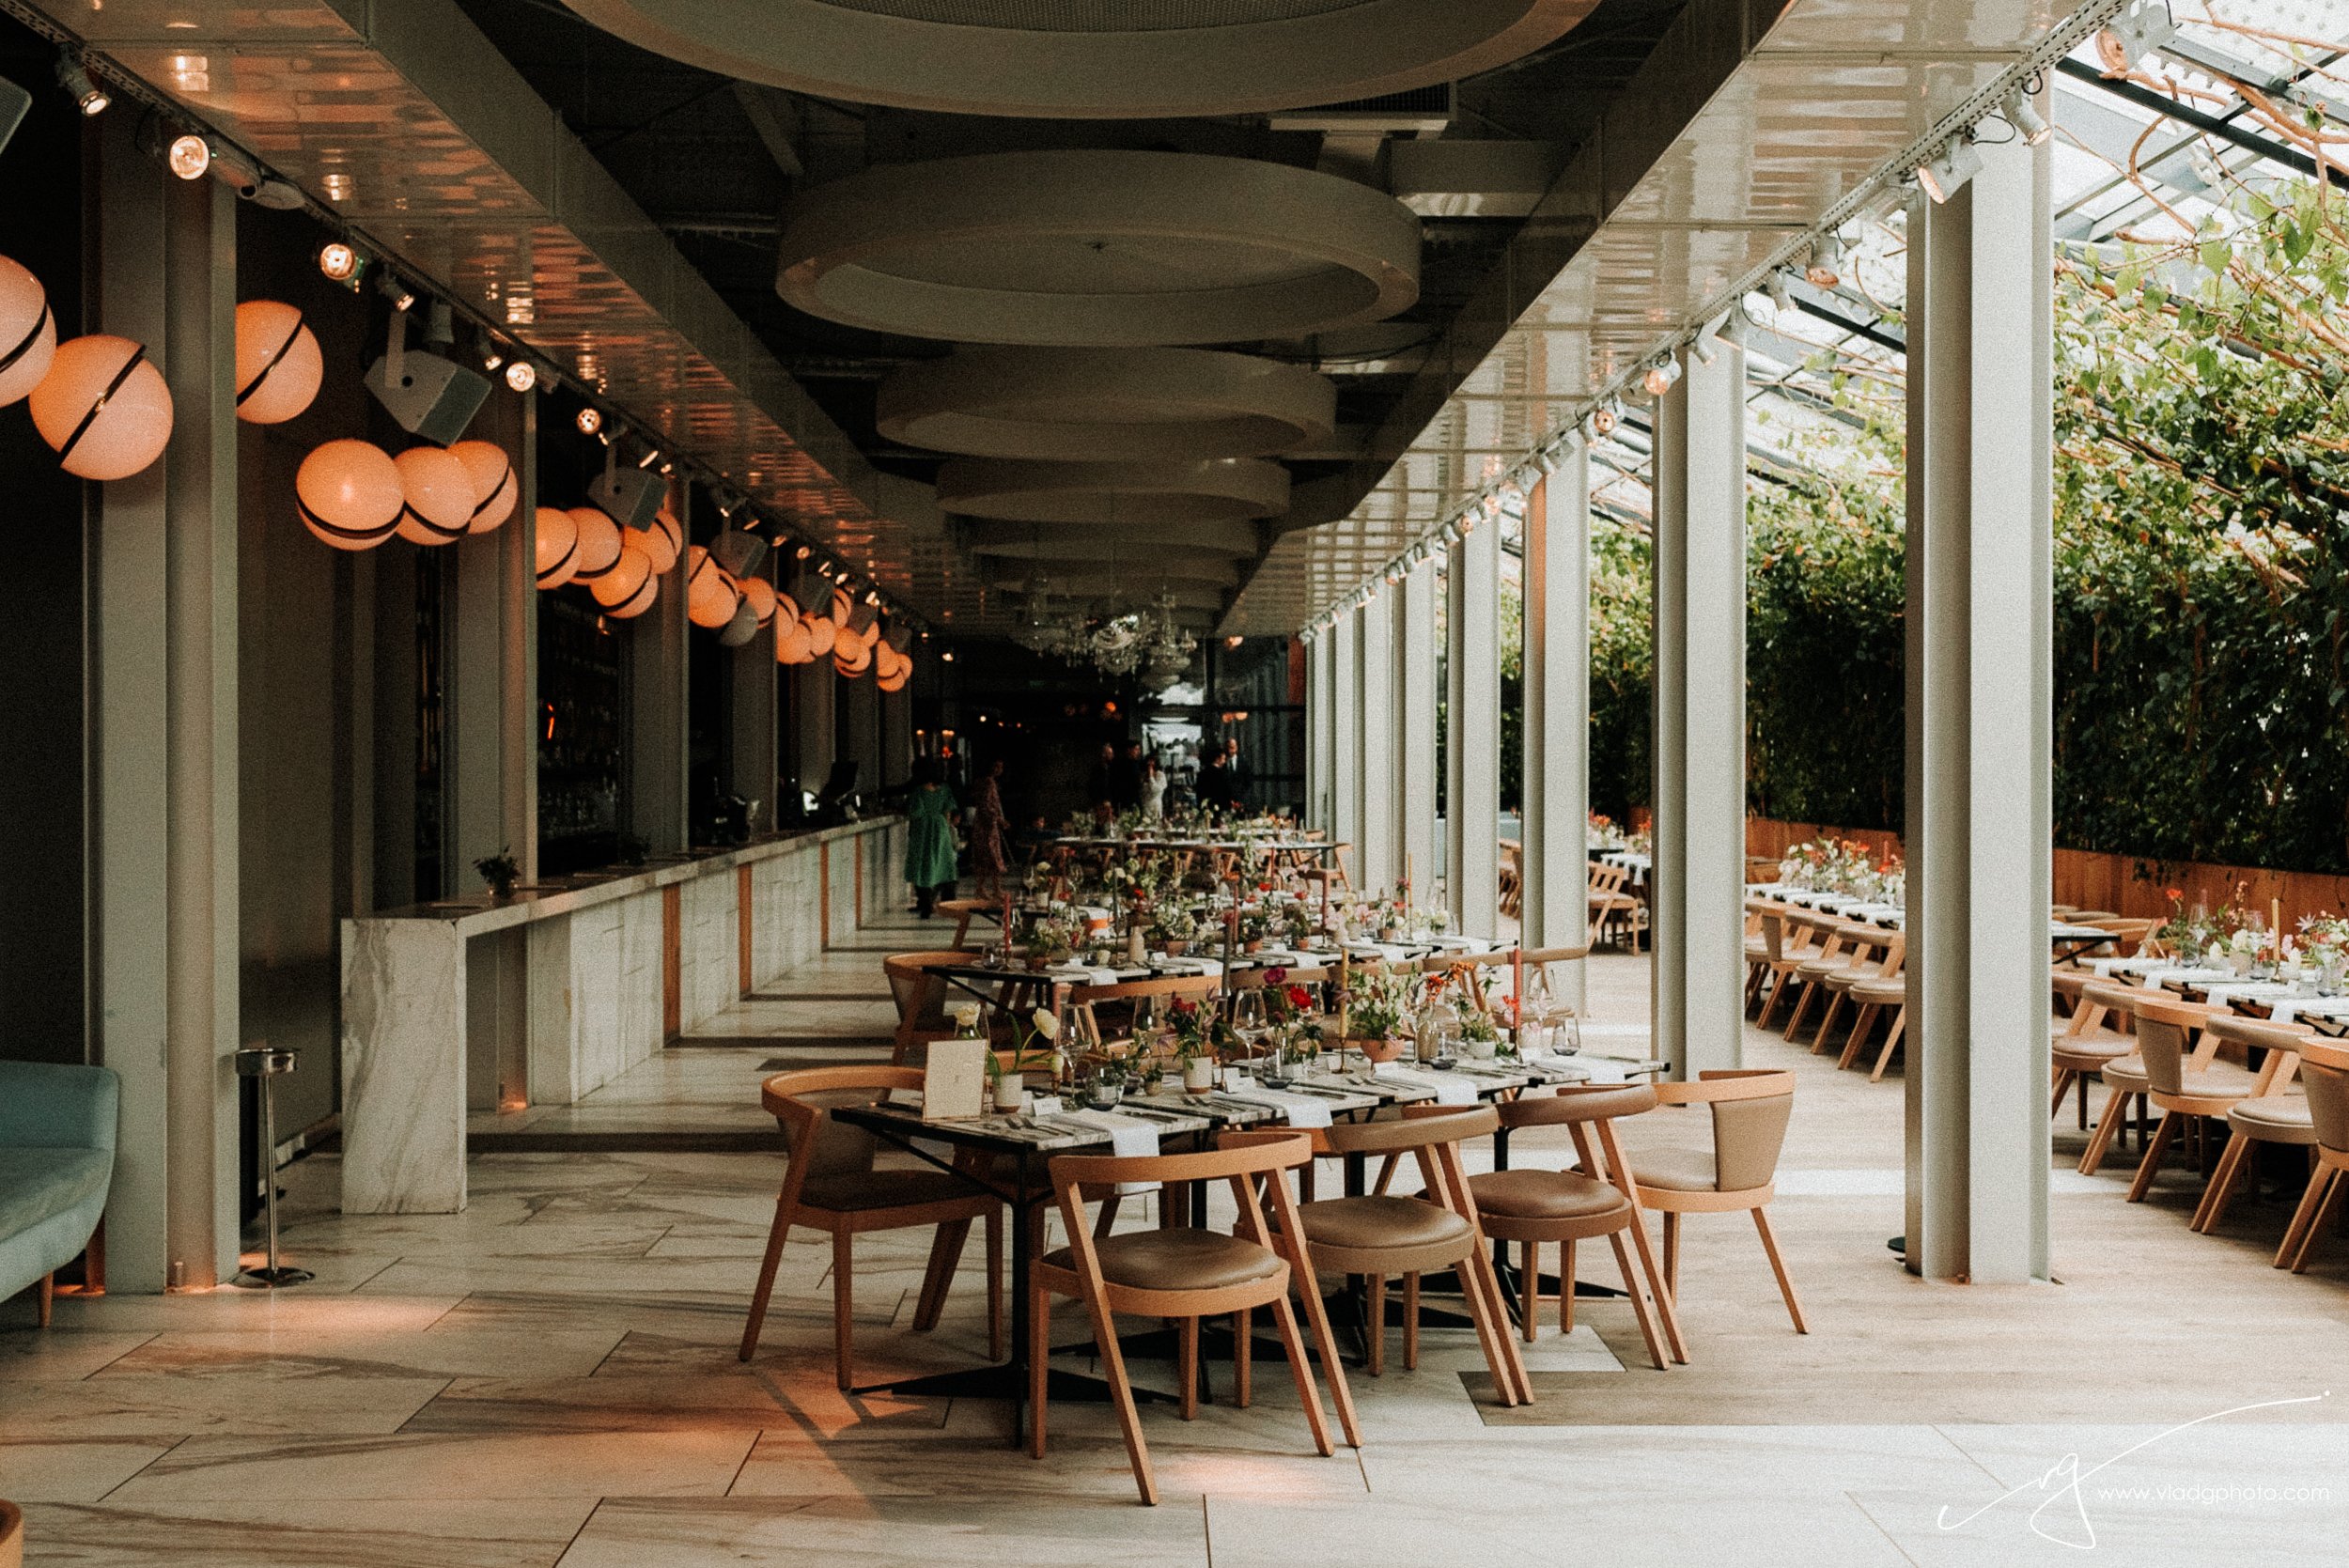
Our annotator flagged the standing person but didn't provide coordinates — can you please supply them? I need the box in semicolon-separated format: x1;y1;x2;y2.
903;758;960;918
1139;755;1168;820
1222;737;1250;815
1195;740;1233;815
969;756;1010;897
1112;739;1145;813
1087;742;1117;813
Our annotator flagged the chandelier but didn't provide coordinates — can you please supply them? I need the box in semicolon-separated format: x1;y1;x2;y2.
1013;581;1195;689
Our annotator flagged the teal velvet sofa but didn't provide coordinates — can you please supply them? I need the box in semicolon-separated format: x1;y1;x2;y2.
0;1061;120;1327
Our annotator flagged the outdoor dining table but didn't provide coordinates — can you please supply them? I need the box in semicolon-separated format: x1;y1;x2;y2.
829;1048;1656;1438
1750;887;2123;960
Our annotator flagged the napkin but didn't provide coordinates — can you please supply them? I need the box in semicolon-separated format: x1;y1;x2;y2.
1214;1085;1332;1129
1371;1063;1479;1106
1064;1107;1160;1194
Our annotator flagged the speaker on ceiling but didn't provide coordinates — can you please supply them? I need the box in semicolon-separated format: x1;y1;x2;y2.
364;349;490;446
586;466;664;529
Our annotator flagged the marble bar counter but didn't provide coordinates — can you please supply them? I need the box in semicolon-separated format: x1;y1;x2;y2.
339;815;906;1214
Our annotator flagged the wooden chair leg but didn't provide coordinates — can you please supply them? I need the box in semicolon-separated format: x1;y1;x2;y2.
2049;1067;2075;1120
1869;1009;1907;1082
1752;1206;1808;1334
1561;1239;1577;1334
1402;1272;1421;1369
1661;1211;1680;1296
1364;1274;1386;1376
739;1194;796;1361
2275;1166;2334;1268
1178;1314;1200;1420
1813;991;1849;1049
1093;1195;1123;1240
2125;1111;2180;1203
1265;1290;1335;1458
1838;1005;1877;1070
1626;1213;1688;1364
37;1270;53;1328
1372;1155;1399;1195
1233;1308;1252;1407
2077;1074;2091;1130
1288;1256;1361;1449
912;1218;969;1331
1518;1242;1538;1343
2079;1083;2132;1174
1607;1230;1668;1371
986;1206;1005;1361
1073;1264;1156;1504
832;1229;856;1390
1028;1283;1050;1459
1462;1240;1533;1405
2191;1132;2253;1234
2289;1169;2346;1274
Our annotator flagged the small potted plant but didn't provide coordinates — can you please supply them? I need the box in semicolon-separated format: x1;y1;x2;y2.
1151;904;1200;955
474;847;521;901
1340;969;1416;1063
1238;908;1272;954
1168;998;1218;1090
1026;913;1078;970
1460;1010;1500;1061
989;1009;1063;1109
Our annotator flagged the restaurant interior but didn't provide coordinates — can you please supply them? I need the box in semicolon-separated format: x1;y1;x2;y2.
3;1;2347;1564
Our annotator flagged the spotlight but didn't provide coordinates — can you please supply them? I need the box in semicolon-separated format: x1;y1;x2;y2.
2003;90;2051;147
942;650;956;662
1765;272;1794;314
1916;136;1983;204
864;589;881;607
576;407;601;436
318;241;362;284
2097;0;2176;71
796;545;812;560
1805;233;1843;289
1641;357;1682;397
482;349;504;372
166;133;211;180
1592;405;1619;438
636;445;661;471
56;51;109;116
504;360;537;393
376;270;415;312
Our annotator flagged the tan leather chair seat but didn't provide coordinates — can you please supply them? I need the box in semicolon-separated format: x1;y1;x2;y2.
1849;977;1906;1006
1294;1194;1471;1251
2228;1095;2316;1143
2100;1057;2148;1094
1743;938;1768;960
2172;1063;2264;1100
1797;955;1857;981
801;1168;988;1212
2051;1026;2134;1065
1464;1168;1628;1221
1626;1147;1719;1192
1041;1227;1282;1292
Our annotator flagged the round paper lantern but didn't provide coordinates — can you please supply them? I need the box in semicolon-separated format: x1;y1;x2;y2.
535;505;580;587
717;598;760;647
642;507;682;572
739;576;777;627
801;613;837;658
0;255;58;407
860;615;883;650
232;301;322;425
590;542;652;608
773;589;801;629
684;545;739;629
296;439;404;551
834;636;873;676
394;445;475;545
602;572;658;618
873;642;902;681
775;619;812;664
449;440;518;533
568;505;624;581
878;661;910;693
830;586;853;624
30;334;173;479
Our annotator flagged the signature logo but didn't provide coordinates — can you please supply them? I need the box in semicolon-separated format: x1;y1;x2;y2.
1936;1392;2328;1550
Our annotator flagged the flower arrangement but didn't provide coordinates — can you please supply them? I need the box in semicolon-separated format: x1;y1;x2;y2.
1027;913;1079;963
1588;812;1629;851
1341;969;1417;1046
1150;904;1200;948
474;847;521;900
1777;837;1879;895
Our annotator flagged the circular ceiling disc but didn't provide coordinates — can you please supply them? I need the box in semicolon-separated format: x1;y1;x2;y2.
564;1;1596;118
938;457;1291;525
776;151;1419;347
877;346;1336;460
961;518;1261;559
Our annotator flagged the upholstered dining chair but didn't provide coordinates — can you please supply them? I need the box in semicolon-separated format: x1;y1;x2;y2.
1756;914;1831;1030
1065;972;1221;1048
740;1066;1003;1389
2050;982;2139;1131
884;951;975;1064
1449;1086;1686;1368
2279;1037;2349;1273
2189;1014;2313;1239
1809;928;1902;1052
1030;1131;1357;1506
1745;903;1809;1017
2075;985;2236;1180
1589;862;1642;952
1781;922;1878;1044
1279;1106;1532;1405
1837;970;1911;1081
2123;990;2285;1203
938;897;997;950
1627;1069;1807;1334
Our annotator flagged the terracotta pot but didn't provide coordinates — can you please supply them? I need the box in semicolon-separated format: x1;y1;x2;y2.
1350;1034;1408;1063
1164;939;1189;956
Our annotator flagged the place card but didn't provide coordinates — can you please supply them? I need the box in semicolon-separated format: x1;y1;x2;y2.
923;1038;988;1121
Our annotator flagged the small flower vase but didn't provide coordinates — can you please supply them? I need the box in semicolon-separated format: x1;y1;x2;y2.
1352;1034;1408;1063
1164;939;1188;956
992;1072;1023;1112
1182;1058;1215;1091
487;877;517;902
2228;951;2252;977
1467;1033;1499;1061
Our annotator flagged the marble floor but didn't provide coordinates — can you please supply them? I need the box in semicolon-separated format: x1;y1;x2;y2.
8;908;2349;1566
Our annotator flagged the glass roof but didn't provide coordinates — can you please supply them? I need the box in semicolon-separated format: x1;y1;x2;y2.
1571;0;2349;529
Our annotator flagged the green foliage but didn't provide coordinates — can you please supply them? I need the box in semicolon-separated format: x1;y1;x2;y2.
1588;516;1654;821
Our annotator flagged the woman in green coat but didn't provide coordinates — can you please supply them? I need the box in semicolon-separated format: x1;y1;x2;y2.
904;759;960;917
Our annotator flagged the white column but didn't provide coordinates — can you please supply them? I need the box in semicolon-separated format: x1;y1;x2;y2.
629;477;687;854
1396;560;1439;907
1651;341;1747;1077
452;396;533;884
1304;629;1330;831
1445;517;1500;938
1330;609;1362;861
91;127;242;1290
792;570;835;798
1356;595;1397;890
1904;114;2055;1284
1522;456;1591;1009
731;561;780;831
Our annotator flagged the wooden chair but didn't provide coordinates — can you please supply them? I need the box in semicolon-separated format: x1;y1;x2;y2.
1755;913;1830;1029
1627;1070;1807;1334
1838;972;1910;1080
1;1499;18;1568
1279;1106;1532;1405
2124;996;2293;1203
2190;1015;2313;1238
1781;922;1875;1044
1454;1086;1685;1367
2049;982;2139;1131
1588;862;1641;951
1802;925;1898;1049
2076;985;2236;1178
884;950;980;1064
1030;1131;1358;1505
2279;1037;2349;1273
739;1066;1003;1388
1498;839;1524;922
938;897;998;951
1064;972;1221;1048
1745;904;1809;1017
